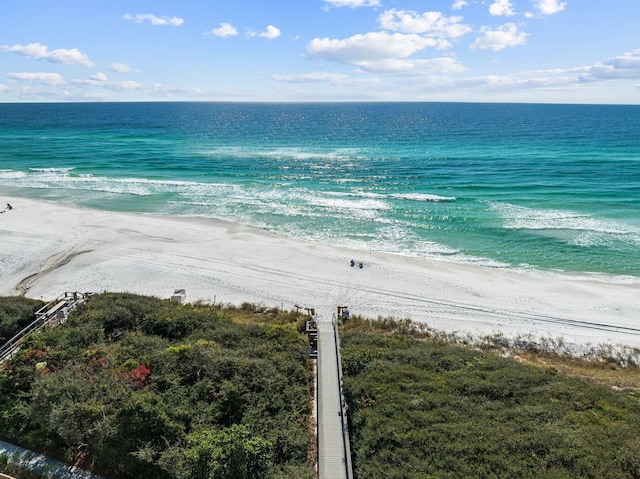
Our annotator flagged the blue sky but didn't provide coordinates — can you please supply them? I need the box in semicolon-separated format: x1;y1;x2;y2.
1;0;639;103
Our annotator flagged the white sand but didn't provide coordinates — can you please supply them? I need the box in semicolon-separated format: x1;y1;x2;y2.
1;196;639;352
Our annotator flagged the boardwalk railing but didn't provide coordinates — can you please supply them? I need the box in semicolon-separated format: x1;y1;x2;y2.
332;318;354;479
0;439;103;479
0;292;90;363
317;317;353;479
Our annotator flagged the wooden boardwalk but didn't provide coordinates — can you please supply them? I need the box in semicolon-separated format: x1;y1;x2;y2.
317;317;353;479
0;439;103;479
0;292;90;363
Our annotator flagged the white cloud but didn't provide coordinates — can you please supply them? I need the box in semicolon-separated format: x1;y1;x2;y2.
378;9;472;39
532;0;567;16
579;49;640;82
210;23;238;37
489;0;516;16
69;76;204;97
452;1;468;10
355;57;467;74
271;72;349;83
438;49;640;95
308;32;441;65
105;80;143;91
110;62;135;73
6;85;72;100
91;72;108;82
124;13;184;26
7;72;65;86
470;23;528;51
71;78;138;90
519;66;589;76
148;83;203;97
271;72;382;89
323;0;381;8
431;48;640;96
456;74;574;90
2;42;95;67
411;71;577;96
2;69;207;101
258;25;281;40
71;78;105;87
307;32;468;75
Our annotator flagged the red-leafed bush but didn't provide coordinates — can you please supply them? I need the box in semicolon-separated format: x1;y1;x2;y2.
126;364;151;388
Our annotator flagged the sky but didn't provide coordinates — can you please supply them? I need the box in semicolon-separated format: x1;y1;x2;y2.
1;0;639;104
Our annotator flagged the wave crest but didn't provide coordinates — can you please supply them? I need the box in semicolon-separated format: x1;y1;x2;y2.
28;167;75;173
391;193;456;202
491;202;640;247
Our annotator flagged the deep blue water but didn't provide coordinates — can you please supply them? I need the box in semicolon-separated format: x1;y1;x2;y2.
1;102;639;280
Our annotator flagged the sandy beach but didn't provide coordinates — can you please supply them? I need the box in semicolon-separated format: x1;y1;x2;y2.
1;196;639;352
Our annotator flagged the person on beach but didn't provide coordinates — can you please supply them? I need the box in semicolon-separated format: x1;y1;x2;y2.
6;203;12;210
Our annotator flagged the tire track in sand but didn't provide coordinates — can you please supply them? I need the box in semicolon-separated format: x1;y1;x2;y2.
14;247;92;296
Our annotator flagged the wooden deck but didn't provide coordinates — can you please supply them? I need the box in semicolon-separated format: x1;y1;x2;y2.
317;317;353;479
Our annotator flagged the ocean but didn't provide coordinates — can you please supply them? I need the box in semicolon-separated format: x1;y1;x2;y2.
1;102;639;281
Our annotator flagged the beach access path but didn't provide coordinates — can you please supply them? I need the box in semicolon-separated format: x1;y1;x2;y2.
0;440;102;479
317;316;353;479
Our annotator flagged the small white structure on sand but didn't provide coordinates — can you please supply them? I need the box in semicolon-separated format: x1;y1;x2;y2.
171;289;186;304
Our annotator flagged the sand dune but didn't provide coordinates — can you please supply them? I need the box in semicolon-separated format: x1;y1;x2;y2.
1;196;639;352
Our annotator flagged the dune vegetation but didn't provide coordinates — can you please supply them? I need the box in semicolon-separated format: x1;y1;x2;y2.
0;296;45;345
0;294;315;479
3;295;640;479
340;316;640;479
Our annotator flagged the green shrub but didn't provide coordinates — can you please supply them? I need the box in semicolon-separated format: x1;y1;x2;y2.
342;325;640;479
0;296;44;343
0;294;314;479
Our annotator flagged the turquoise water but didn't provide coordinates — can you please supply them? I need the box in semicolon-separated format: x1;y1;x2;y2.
1;102;639;279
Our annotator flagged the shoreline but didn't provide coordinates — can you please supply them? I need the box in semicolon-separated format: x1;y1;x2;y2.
1;195;639;351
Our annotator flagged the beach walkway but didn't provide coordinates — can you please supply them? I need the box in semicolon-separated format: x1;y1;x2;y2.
0;440;103;479
0;292;90;363
316;317;353;479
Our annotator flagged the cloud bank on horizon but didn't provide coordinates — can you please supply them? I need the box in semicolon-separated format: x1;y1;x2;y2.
1;0;639;103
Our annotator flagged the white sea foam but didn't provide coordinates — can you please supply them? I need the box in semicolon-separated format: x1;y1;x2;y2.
200;146;367;162
0;170;27;179
323;191;455;202
325;233;508;268
311;197;390;212
516;266;640;285
334;178;364;184
28;167;75;173
325;191;386;200
491;202;640;247
0;171;240;199
391;193;456;202
371;224;418;250
571;230;640;248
